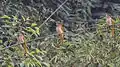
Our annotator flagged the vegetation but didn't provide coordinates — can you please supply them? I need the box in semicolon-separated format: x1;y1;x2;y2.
0;0;120;67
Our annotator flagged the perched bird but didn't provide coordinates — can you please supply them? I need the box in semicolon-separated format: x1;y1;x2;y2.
106;14;112;26
17;32;28;56
106;14;115;37
56;23;64;45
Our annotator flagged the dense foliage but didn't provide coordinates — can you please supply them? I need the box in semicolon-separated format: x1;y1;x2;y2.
0;0;120;67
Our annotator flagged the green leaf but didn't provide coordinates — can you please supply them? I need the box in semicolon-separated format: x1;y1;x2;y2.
0;40;2;43
25;27;36;34
36;48;40;53
35;27;40;35
1;15;11;19
30;51;36;55
32;58;42;67
31;23;37;27
5;20;11;24
42;62;50;67
115;17;120;23
36;55;43;60
22;16;25;21
26;17;30;21
35;49;46;55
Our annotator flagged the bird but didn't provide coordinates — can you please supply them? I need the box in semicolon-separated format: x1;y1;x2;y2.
106;14;115;37
17;31;28;56
56;23;64;46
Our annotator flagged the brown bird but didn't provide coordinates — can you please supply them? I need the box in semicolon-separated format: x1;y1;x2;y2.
106;14;115;37
17;32;28;56
56;23;64;45
106;14;112;26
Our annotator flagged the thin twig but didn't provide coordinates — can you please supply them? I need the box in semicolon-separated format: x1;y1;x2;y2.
39;0;68;28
